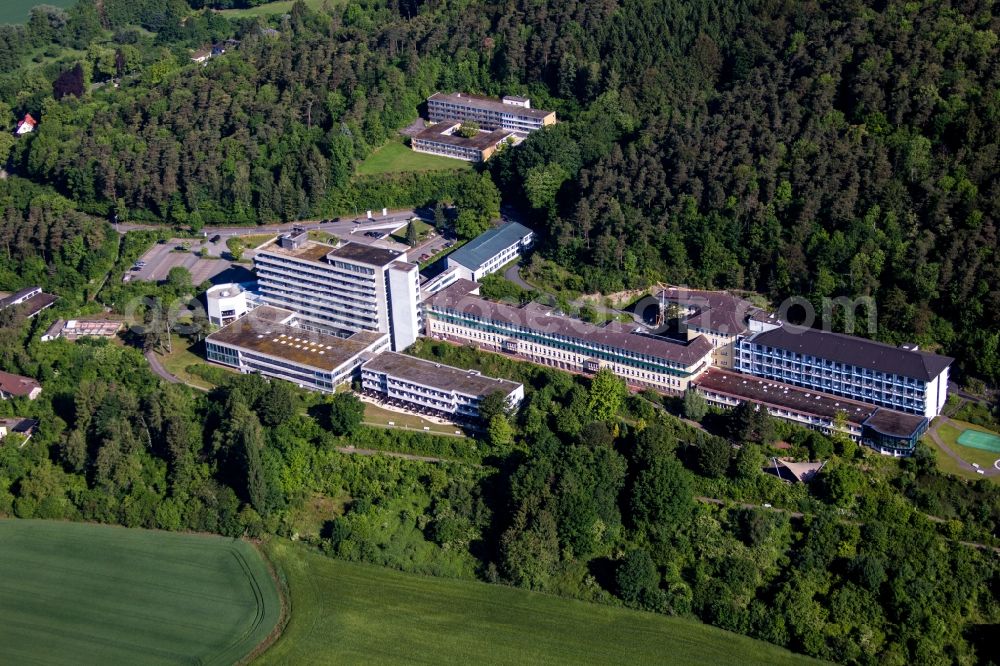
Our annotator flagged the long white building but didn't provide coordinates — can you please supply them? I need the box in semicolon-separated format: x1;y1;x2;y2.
254;233;421;352
735;326;952;418
205;305;388;392
427;92;556;134
446;222;535;282
423;280;715;394
361;352;523;422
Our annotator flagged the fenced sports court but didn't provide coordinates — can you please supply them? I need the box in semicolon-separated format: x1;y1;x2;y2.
956;428;1000;453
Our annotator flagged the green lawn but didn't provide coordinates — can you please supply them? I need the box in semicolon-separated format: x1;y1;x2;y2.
159;335;231;390
0;0;75;24
238;233;277;249
390;218;433;244
929;419;1000;482
363;400;466;437
307;229;339;244
218;0;335;18
0;520;282;665
357;139;473;176
258;540;820;666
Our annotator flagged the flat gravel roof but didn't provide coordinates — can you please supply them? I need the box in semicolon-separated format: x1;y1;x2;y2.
207;306;386;371
362;351;521;397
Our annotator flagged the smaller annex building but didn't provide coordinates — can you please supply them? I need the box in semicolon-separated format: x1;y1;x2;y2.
0;370;41;400
206;283;261;327
360;351;523;422
41;318;123;342
205;305;389;392
0;417;38;445
446;222;535;282
693;368;929;456
0;286;57;319
411;121;519;162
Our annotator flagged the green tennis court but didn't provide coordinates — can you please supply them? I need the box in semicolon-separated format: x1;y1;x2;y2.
956;429;1000;453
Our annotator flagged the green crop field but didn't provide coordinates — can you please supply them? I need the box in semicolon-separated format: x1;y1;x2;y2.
259;540;820;666
357;139;473;176
0;520;282;665
0;0;75;25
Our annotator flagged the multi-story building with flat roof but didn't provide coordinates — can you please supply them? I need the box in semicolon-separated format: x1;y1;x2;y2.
205;305;388;392
424;280;714;394
446;222;535;282
427;92;556;134
735;326;952;418
411;121;519;162
361;352;524;422
253;233;420;352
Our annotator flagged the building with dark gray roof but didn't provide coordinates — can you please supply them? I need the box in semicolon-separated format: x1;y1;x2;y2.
656;286;772;370
694;368;929;455
428;92;556;134
736;325;952;418
361;352;523;422
0;286;57;318
424;280;714;394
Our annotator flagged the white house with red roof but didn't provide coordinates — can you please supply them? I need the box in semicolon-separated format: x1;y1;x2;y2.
15;113;36;135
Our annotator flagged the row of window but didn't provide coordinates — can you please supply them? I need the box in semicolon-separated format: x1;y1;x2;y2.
261;288;380;330
429;309;699;375
432;322;687;388
256;260;377;298
738;344;929;385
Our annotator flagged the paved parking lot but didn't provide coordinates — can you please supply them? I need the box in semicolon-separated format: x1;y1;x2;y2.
128;212;440;285
128;242;253;285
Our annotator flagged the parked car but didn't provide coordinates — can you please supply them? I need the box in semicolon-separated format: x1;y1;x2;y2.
209;234;221;243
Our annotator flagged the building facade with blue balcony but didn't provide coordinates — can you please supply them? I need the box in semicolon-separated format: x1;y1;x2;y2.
735;326;952;418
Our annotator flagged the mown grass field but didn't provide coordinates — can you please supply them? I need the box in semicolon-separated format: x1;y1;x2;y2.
259;540;820;666
0;520;282;665
238;233;278;249
159;335;232;390
357;139;473;176
929;419;1000;482
362;400;466;437
0;0;75;25
218;0;337;18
